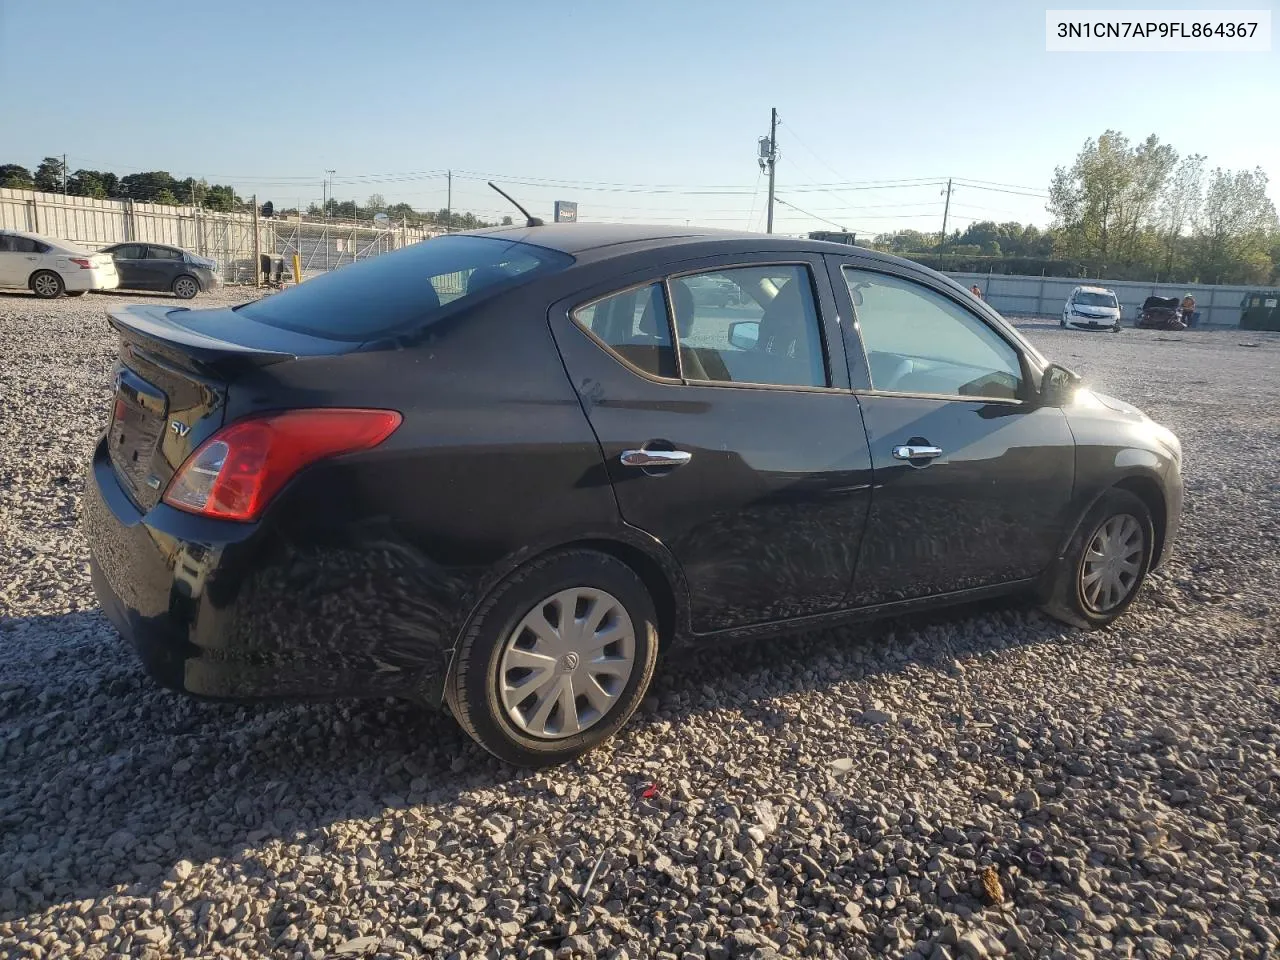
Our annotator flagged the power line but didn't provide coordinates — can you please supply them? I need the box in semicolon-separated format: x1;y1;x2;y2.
773;196;850;231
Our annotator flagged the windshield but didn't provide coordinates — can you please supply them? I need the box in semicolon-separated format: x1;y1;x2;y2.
1075;291;1117;308
236;235;572;341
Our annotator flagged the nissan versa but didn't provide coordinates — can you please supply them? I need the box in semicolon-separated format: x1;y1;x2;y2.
84;224;1183;766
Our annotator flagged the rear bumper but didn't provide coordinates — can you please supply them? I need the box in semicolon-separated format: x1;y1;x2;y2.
83;437;451;702
65;268;119;292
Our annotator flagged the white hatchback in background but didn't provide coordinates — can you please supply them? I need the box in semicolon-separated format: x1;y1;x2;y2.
0;230;120;299
1062;285;1122;331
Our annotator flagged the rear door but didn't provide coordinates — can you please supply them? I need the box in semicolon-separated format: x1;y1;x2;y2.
0;233;24;286
829;258;1075;604
550;253;873;634
110;244;148;288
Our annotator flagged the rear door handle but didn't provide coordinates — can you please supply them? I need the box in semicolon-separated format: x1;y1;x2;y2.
620;448;692;469
892;444;943;461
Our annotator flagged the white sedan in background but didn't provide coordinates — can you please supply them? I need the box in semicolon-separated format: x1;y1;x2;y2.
0;230;119;299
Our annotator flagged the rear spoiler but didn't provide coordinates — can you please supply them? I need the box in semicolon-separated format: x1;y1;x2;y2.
107;305;296;370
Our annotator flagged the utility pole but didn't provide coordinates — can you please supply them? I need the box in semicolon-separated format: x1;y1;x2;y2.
252;194;261;289
938;178;953;252
62;154;67;198
763;108;778;234
446;169;452;234
323;169;335;271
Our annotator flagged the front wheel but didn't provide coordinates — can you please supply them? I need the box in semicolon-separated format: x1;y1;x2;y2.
445;549;660;766
30;271;64;299
172;275;199;299
1040;488;1154;629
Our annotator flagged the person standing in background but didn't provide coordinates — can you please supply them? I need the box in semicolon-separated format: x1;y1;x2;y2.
970;284;983;300
1181;293;1198;327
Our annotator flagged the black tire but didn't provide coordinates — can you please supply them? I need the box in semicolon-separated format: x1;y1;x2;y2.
1040;488;1154;629
66;290;87;298
445;549;660;766
30;271;64;299
172;275;199;299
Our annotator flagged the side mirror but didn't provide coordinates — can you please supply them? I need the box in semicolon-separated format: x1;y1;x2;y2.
727;320;760;351
1040;362;1082;405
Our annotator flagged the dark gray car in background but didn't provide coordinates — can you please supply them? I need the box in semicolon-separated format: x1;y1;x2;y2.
99;243;220;299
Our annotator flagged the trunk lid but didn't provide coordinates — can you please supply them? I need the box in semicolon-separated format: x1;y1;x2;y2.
104;303;344;511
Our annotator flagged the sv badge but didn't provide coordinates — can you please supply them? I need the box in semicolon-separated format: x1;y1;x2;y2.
170;420;191;438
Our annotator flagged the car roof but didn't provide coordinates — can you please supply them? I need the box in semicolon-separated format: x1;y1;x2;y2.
1;229;86;253
458;221;927;269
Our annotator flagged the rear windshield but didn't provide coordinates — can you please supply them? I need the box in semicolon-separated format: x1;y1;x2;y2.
236;235;572;341
1075;291;1117;307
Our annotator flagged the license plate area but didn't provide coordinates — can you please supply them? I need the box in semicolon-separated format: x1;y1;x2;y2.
109;368;168;508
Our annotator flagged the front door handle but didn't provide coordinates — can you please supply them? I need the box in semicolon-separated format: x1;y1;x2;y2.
892;444;943;461
620;448;692;469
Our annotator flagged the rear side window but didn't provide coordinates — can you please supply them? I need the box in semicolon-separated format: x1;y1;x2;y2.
147;246;182;260
112;244;145;259
669;265;828;388
236;235;573;341
7;236;39;253
572;283;676;379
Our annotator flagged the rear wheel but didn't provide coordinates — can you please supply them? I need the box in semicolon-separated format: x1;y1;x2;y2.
1040;488;1154;629
172;275;199;299
446;549;660;766
30;271;64;299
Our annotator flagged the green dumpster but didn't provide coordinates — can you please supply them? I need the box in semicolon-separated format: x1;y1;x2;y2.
1240;291;1280;331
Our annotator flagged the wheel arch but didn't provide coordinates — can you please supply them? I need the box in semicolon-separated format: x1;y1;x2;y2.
1112;473;1168;567
432;528;690;705
28;268;63;290
1056;469;1169;570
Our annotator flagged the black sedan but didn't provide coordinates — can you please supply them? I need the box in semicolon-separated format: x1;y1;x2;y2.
99;242;220;299
83;224;1183;766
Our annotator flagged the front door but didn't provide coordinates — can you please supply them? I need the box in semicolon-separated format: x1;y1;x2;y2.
550;255;873;634
831;260;1075;605
141;245;183;290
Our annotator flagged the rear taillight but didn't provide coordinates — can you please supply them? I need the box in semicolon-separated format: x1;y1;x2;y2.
162;408;401;522
70;257;92;269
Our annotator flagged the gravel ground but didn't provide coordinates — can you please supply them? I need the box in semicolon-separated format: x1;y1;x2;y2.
2;290;1280;960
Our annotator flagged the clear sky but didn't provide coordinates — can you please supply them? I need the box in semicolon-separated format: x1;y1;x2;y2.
1;0;1276;236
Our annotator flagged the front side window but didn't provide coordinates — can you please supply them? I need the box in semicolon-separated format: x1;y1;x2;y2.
845;268;1023;400
669;265;827;388
235;235;572;341
572;283;675;379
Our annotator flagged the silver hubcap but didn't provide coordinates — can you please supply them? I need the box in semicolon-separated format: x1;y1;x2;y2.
176;279;196;297
1081;514;1144;612
34;275;58;296
498;587;635;739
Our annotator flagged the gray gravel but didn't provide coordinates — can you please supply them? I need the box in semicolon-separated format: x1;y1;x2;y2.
2;292;1280;960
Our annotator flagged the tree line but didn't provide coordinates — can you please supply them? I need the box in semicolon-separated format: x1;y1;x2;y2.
873;130;1279;285
0;158;508;229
